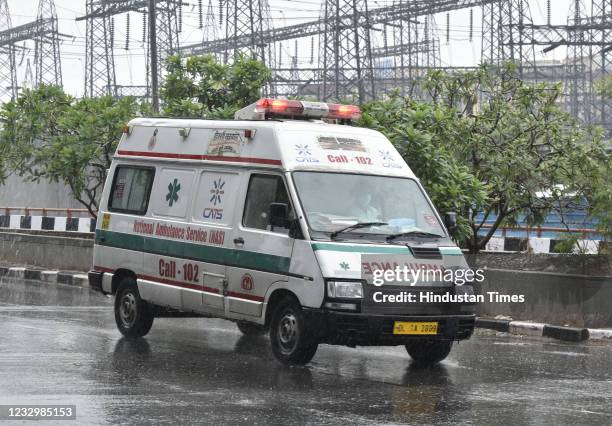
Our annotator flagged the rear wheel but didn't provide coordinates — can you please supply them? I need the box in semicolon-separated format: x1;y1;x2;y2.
269;296;318;365
236;320;268;336
405;340;453;364
114;278;154;338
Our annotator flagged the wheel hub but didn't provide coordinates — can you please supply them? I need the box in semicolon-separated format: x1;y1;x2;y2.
278;312;298;353
119;291;137;328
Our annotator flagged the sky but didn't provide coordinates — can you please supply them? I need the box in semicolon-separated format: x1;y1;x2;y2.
5;0;578;98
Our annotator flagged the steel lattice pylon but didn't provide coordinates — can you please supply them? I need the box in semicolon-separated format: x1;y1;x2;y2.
224;0;274;67
155;0;180;73
588;0;610;132
320;0;375;102
0;0;17;100
34;0;62;86
84;0;116;97
481;0;536;77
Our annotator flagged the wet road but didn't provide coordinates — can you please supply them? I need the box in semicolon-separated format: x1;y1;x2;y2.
1;277;611;425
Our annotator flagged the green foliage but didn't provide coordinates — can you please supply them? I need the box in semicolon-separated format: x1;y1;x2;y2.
0;85;141;217
160;54;271;118
595;75;612;99
361;63;610;253
360;95;488;241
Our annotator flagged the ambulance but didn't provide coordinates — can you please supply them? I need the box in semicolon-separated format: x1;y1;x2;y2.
88;98;477;366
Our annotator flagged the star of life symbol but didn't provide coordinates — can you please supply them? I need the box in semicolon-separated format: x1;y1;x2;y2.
166;178;181;207
209;178;225;205
339;261;350;270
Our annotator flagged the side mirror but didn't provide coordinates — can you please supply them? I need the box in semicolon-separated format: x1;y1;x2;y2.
444;212;457;233
269;202;289;228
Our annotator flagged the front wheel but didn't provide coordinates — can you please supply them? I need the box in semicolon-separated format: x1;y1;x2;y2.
114;278;154;339
405;340;453;365
269;296;318;365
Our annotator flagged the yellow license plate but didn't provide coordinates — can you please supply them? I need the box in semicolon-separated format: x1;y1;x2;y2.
393;321;438;335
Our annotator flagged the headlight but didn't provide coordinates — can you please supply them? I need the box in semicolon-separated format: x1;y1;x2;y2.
326;281;363;299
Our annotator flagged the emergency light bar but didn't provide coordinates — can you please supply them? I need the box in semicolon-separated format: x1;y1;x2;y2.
234;98;362;121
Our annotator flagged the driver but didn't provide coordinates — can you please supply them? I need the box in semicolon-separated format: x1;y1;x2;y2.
354;192;380;222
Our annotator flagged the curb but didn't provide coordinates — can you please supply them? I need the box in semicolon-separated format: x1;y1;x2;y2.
476;318;603;342
0;264;90;290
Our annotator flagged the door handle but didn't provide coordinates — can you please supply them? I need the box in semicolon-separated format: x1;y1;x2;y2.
233;237;244;245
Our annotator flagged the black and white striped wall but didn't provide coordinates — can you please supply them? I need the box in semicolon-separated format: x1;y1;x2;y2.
0;215;96;233
484;236;603;254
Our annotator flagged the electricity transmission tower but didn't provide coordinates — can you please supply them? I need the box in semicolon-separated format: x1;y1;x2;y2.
84;0;116;97
0;0;17;100
481;0;536;77
223;0;275;69
34;0;62;86
78;1;180;100
202;1;220;42
320;0;375;102
0;0;63;98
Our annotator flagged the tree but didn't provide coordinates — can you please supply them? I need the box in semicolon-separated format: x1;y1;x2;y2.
160;54;271;118
0;85;141;217
360;96;489;243
362;63;609;253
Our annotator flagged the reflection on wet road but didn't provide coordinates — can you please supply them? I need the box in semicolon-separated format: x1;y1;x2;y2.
1;277;611;424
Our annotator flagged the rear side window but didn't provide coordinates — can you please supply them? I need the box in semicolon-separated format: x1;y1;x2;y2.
108;166;154;215
243;174;293;231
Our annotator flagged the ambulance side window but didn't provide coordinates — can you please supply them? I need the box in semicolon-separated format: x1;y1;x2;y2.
108;166;154;215
243;174;293;232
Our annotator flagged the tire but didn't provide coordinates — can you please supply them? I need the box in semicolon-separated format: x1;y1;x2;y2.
405;339;453;365
114;278;154;339
269;296;318;366
236;320;268;336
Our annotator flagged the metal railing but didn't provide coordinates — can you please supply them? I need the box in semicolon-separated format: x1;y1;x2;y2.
480;224;602;239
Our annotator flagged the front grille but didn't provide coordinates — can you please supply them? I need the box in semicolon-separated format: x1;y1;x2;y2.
408;246;442;259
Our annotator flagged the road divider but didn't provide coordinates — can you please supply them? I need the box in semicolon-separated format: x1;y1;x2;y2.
0;265;90;289
475;317;610;342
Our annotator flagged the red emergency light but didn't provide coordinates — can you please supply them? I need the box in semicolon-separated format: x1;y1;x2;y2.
248;98;362;121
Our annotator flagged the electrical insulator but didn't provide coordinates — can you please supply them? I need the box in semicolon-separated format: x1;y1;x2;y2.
469;8;473;42
124;13;130;51
198;0;203;29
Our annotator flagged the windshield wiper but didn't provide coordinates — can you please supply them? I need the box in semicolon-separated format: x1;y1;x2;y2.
330;222;388;239
386;231;443;241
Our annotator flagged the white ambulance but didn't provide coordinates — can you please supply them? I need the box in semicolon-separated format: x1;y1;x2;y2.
88;98;477;366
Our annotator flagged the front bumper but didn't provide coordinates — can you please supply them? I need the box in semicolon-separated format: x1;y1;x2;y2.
304;309;475;346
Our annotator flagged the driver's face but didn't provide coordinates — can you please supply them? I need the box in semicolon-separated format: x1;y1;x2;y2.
357;193;372;205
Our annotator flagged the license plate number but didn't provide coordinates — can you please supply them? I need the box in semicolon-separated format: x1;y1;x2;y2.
393;321;438;335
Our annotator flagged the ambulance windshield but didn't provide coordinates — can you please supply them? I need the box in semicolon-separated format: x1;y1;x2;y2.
292;172;445;239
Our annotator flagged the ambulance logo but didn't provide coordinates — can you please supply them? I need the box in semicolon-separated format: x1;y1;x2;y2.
166;178;181;207
296;144;311;156
379;150;401;168
294;144;319;163
209;178;225;205
204;178;225;220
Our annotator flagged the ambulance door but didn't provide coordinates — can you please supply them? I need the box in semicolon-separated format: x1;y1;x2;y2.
190;169;241;314
226;172;296;318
